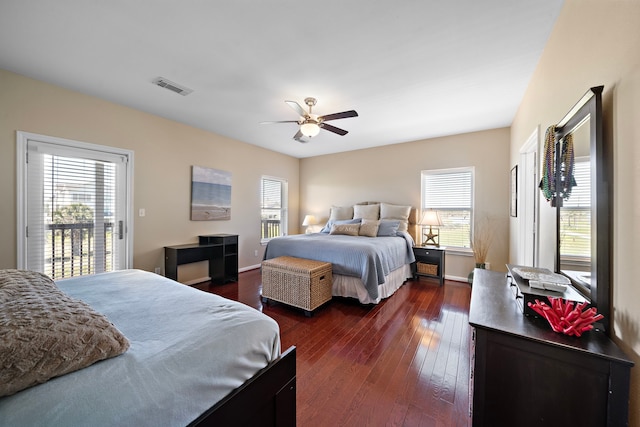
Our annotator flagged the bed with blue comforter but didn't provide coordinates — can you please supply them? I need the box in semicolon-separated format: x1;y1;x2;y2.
0;269;296;427
264;231;415;304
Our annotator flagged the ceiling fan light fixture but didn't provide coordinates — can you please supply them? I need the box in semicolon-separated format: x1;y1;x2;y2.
300;121;320;137
261;97;357;141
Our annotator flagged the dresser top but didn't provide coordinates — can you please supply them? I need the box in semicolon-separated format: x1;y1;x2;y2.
469;268;633;366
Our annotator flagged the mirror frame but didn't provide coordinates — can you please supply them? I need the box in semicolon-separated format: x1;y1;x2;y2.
554;86;609;334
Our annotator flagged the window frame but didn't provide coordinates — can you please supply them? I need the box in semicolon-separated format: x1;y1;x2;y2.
559;156;591;265
260;175;288;244
16;131;134;273
420;167;474;253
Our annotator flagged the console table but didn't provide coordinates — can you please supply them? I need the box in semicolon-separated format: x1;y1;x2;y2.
469;268;633;427
165;234;238;284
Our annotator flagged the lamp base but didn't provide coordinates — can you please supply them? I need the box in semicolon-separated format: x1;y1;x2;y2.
422;226;439;247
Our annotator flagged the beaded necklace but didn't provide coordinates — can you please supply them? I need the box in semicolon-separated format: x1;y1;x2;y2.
559;133;576;200
540;125;556;202
539;125;576;204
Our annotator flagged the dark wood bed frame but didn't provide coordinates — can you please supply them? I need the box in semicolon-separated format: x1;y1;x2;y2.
189;346;296;427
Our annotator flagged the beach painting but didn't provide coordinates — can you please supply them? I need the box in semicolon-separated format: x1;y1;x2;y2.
191;166;231;220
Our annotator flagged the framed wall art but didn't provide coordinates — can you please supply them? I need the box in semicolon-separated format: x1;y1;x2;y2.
191;166;232;221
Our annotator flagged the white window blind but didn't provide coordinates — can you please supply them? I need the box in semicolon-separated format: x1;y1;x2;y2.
18;133;132;279
421;168;473;248
560;159;591;259
261;176;288;242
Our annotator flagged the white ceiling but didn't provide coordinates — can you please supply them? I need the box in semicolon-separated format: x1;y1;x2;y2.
0;0;564;158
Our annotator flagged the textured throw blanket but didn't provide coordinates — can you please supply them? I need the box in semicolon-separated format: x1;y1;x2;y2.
0;269;129;397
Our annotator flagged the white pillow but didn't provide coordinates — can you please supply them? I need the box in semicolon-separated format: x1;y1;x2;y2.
353;204;380;220
329;205;354;221
380;203;411;232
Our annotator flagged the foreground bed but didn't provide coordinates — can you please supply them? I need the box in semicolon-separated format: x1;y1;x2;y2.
0;269;296;427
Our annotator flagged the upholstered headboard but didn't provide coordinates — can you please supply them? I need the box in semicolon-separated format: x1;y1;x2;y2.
325;202;419;244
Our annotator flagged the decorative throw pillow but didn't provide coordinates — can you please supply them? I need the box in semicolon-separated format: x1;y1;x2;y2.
380;203;411;232
0;269;130;397
377;219;401;237
320;218;361;233
359;219;380;237
353;203;380;220
329;205;354;221
329;223;361;236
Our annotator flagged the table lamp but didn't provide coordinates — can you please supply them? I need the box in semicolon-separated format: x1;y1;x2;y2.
420;210;443;246
302;215;318;234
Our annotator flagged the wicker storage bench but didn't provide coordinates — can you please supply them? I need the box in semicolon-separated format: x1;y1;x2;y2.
261;256;333;316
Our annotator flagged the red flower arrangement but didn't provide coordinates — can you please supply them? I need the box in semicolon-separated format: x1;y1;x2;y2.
527;297;603;337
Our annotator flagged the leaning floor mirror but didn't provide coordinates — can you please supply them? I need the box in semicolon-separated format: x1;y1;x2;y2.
552;86;610;334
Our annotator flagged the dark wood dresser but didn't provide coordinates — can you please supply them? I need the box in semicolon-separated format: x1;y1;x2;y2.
469;268;633;427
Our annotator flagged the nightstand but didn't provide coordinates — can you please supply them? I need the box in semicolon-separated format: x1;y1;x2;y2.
412;246;446;285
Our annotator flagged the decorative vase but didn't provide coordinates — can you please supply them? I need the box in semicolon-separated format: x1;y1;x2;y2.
467;263;486;285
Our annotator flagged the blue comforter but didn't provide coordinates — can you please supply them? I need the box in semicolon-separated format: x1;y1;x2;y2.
264;232;415;301
0;270;280;427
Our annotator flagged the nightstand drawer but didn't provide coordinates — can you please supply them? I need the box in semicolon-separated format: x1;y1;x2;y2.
413;247;439;258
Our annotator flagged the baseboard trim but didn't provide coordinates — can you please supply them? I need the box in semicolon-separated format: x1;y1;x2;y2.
182;265;260;285
240;264;261;273
184;276;210;286
445;274;470;284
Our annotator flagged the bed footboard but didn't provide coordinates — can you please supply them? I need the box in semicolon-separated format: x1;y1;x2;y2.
189;346;297;427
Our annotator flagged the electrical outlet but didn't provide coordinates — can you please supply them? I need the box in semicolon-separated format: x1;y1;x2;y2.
139;208;146;217
154;267;161;274
254;249;259;257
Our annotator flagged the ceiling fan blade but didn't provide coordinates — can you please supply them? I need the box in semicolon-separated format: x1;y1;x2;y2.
260;120;299;124
285;100;307;118
293;129;308;143
320;123;348;136
319;110;358;122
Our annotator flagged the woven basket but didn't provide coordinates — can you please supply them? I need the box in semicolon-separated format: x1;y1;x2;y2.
417;262;438;276
262;256;332;314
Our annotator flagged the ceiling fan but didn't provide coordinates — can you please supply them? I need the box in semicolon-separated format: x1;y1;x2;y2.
261;97;358;143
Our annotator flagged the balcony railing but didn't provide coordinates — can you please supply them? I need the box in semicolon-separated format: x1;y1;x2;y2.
261;219;281;240
46;222;114;279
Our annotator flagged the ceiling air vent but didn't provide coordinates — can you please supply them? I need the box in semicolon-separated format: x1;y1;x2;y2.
152;77;193;96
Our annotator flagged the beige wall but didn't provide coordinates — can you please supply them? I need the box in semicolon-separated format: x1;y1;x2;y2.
510;0;640;423
300;128;511;280
0;69;300;282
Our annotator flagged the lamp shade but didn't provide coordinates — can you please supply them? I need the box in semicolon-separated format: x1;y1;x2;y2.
420;210;443;227
302;215;317;226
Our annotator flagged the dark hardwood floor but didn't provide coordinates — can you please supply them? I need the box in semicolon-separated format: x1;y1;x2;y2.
194;269;472;426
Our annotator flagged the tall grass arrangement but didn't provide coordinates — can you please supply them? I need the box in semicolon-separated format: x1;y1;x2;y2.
472;215;494;265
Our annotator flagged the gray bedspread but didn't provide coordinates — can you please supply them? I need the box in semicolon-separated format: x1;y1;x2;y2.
0;269;280;427
264;231;415;301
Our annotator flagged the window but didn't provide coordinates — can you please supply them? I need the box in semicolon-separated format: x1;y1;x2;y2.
260;176;288;242
559;158;591;261
421;168;473;249
17;132;133;279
